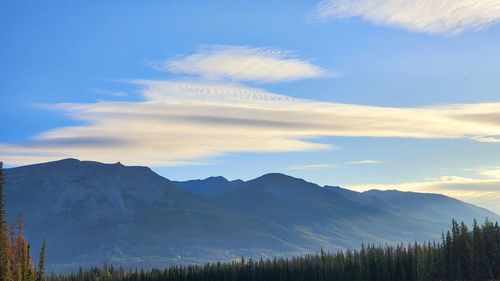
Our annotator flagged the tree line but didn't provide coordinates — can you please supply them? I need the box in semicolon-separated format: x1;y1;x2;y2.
45;220;499;281
0;162;47;281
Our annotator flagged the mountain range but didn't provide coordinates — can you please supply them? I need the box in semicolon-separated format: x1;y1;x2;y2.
3;159;499;272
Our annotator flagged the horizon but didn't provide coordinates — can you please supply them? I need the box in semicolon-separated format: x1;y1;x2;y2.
2;1;500;215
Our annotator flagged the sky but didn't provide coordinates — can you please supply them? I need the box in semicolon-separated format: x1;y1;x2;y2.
1;0;500;213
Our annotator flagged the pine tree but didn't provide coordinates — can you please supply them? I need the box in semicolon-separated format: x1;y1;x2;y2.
0;161;14;281
26;244;35;281
36;239;46;281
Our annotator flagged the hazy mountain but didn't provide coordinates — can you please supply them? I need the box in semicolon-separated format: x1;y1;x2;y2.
323;185;394;210
212;174;443;249
363;189;499;224
173;176;243;198
3;160;498;272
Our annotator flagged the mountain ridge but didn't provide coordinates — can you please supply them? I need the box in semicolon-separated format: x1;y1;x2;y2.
3;159;499;272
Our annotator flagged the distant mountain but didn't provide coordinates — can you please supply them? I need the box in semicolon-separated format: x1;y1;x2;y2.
363;189;499;224
3;159;498;272
212;173;442;249
173;176;243;198
323;185;394;210
324;185;499;225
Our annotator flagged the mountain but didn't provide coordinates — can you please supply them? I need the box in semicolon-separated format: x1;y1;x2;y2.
323;185;394;210
3;159;306;271
173;176;243;198
324;185;499;225
212;173;443;249
3;159;498;272
363;189;499;224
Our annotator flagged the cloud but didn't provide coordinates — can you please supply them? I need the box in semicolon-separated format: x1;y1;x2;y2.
478;167;500;178
472;136;500;143
348;160;380;165
313;0;500;34
3;45;500;168
348;168;500;214
2;80;500;167
161;45;331;83
284;163;337;170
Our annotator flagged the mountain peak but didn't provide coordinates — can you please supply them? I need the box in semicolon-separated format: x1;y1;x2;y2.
36;158;81;166
58;158;81;163
173;176;243;198
255;173;306;183
204;176;230;182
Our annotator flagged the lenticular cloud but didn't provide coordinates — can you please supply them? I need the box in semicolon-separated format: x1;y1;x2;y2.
314;0;500;34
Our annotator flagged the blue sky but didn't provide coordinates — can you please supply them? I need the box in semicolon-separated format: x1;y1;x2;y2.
2;1;500;212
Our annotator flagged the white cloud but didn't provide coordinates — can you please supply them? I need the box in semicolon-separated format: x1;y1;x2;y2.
348;160;380;165
472;136;500;143
479;167;500;178
162;45;330;83
314;0;500;34
3;45;500;169
2;80;500;167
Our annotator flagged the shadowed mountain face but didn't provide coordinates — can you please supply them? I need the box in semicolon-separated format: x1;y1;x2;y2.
4;159;306;271
172;176;243;198
4;159;499;272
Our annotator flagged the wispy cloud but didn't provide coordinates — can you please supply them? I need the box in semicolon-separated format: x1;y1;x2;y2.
161;45;331;83
2;80;500;167
284;163;337;171
2;46;500;168
472;136;500;143
313;0;500;35
478;167;500;178
348;160;380;165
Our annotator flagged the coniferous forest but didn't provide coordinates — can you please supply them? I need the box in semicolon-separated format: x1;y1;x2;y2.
2;163;500;281
42;219;499;281
0;162;46;281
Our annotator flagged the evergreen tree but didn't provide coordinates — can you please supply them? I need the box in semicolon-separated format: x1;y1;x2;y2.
0;161;14;281
36;239;46;281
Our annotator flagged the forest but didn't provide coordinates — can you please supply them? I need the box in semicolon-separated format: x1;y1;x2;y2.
1;162;46;281
1;164;500;281
43;219;500;281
